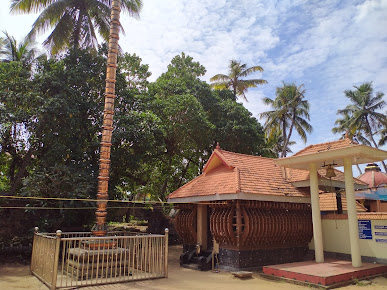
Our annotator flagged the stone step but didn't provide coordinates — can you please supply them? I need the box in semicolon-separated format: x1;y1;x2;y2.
181;263;199;270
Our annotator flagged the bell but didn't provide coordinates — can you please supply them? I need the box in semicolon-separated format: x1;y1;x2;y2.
325;164;336;178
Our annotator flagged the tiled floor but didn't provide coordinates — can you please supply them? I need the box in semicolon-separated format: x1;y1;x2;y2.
263;259;387;287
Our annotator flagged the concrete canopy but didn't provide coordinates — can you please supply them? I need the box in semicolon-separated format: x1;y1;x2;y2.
273;139;387;268
274;145;387;170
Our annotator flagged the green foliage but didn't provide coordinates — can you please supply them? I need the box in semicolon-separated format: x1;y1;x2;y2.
334;82;386;171
0;49;268;232
21;164;96;229
0;61;38;194
10;0;143;54
118;52;151;93
0;31;37;67
0;153;11;192
210;59;267;101
209;97;265;155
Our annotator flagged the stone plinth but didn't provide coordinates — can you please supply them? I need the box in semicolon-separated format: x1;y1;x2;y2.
218;247;308;270
66;247;131;280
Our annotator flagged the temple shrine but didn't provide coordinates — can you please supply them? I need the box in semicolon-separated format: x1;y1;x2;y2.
168;139;380;271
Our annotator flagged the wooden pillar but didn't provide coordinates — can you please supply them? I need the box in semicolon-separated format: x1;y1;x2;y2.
309;162;324;263
236;200;242;247
344;157;362;267
197;204;208;250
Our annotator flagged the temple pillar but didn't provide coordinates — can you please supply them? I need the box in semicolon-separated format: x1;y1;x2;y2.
343;157;362;267
197;204;208;250
309;162;324;263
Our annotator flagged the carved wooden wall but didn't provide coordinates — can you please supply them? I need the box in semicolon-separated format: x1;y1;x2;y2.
174;204;197;245
209;200;312;250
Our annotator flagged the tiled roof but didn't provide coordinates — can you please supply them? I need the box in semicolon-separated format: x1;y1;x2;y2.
168;149;307;199
293;138;358;157
357;170;387;188
287;167;368;185
167;165;240;198
319;192;367;212
323;212;387;220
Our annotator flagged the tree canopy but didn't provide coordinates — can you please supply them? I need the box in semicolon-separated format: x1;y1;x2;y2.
0;49;269;235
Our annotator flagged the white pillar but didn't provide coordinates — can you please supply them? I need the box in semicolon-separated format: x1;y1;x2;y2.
309;163;324;263
343;157;362;267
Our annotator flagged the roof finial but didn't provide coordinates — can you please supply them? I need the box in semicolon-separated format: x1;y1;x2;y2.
216;142;221;150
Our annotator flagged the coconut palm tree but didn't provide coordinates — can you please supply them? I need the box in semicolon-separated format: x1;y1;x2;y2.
210;59;267;101
10;0;142;55
338;82;386;171
0;32;37;66
260;82;312;157
264;127;295;158
332;111;372;146
332;113;368;175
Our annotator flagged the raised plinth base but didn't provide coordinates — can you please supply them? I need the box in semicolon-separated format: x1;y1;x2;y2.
263;259;387;288
218;247;308;270
66;247;131;280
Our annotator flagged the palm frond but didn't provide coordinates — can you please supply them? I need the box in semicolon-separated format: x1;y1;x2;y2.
210;59;267;101
209;74;229;82
11;0;57;14
240;65;264;77
121;0;143;18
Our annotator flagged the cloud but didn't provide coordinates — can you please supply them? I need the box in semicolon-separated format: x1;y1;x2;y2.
1;0;386;154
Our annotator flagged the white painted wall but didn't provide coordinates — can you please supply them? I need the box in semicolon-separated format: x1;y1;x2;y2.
309;218;387;260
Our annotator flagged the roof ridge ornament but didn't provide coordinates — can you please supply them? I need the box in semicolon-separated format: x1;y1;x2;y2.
216;142;221;150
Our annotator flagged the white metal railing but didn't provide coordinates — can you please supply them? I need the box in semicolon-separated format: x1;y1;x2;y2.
31;228;169;289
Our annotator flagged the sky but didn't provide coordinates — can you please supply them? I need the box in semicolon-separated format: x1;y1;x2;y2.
1;0;387;173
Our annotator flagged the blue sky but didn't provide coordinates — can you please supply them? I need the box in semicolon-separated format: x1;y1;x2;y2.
1;0;386;173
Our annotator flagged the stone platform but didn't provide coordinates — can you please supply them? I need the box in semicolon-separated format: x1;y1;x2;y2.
262;259;387;288
66;247;132;280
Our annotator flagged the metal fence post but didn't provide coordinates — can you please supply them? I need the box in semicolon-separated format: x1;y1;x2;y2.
51;230;62;290
164;228;169;278
30;227;39;274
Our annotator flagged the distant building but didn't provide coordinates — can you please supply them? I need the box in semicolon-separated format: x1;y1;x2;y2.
356;163;387;212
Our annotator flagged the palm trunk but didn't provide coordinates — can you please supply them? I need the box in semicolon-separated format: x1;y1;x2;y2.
177;158;191;188
280;118;288;158
366;118;387;172
356;164;362;175
281;111;296;158
92;0;121;236
73;11;84;49
10;148;33;194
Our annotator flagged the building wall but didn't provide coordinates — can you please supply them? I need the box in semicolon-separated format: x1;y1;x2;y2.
309;215;387;261
367;200;387;212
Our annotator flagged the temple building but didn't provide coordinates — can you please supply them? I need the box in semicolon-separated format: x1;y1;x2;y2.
168;139;370;270
356;163;387;212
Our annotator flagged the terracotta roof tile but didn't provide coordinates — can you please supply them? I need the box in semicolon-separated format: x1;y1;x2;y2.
293;138;358;157
286;167;367;185
322;213;387;219
168;165;239;199
169;149;306;199
319;192;367;212
357;170;387;187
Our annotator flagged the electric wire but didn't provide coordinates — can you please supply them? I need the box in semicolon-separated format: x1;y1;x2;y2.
0;195;227;205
